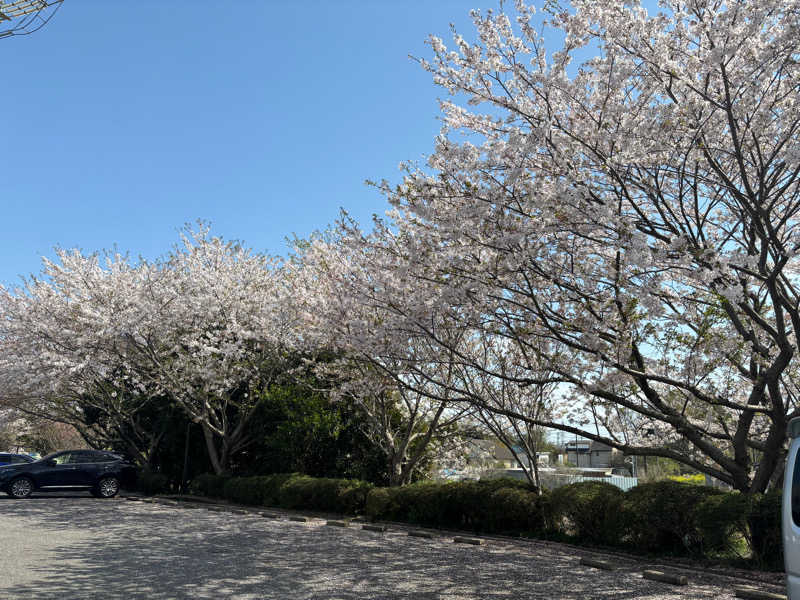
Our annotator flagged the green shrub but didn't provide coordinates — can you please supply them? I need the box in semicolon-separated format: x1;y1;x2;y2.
747;490;783;570
403;482;449;527
136;471;170;496
622;481;723;554
255;473;301;506
486;487;548;536
550;481;625;546
365;487;393;520
188;473;230;498
338;481;374;514
694;491;750;555
276;475;373;514
223;476;266;505
362;478;543;535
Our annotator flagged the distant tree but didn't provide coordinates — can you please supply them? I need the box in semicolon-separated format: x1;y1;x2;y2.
17;419;86;455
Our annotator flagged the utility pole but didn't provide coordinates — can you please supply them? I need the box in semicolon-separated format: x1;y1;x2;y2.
0;1;63;39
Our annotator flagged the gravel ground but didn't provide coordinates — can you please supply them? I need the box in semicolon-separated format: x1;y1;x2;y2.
0;493;785;599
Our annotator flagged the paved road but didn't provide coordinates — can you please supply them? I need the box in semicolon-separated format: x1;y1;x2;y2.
0;493;773;599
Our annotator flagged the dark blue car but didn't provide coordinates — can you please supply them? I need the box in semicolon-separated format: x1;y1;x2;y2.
0;453;35;467
0;449;135;499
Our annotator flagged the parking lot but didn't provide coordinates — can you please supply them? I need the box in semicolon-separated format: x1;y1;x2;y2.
0;493;782;599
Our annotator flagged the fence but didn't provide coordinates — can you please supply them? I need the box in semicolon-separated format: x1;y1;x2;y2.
538;472;639;492
484;468;639;491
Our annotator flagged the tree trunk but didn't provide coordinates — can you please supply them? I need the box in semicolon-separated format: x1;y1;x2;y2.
201;423;225;475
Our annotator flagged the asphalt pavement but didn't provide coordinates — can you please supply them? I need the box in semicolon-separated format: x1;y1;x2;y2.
0;492;780;599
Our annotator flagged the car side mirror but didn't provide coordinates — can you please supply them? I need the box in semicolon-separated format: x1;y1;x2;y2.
45;459;57;467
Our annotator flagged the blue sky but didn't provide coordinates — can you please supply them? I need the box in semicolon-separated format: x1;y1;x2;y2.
1;0;492;285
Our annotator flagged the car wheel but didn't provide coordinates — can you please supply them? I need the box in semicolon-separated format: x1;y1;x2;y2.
95;476;120;498
9;477;34;499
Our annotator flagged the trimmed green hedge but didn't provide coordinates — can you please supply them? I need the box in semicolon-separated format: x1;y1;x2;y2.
186;473;782;569
189;472;373;514
747;490;783;570
694;491;750;555
136;471;170;496
622;481;725;554
363;478;546;535
188;473;229;498
550;481;625;546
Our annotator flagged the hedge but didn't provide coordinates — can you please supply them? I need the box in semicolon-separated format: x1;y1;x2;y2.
747;490;783;570
622;481;726;554
186;473;783;569
189;473;230;499
189;472;373;515
136;471;170;496
549;481;625;546
363;478;546;535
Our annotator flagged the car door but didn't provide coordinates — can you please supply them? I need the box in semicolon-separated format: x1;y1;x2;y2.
72;451;111;486
36;452;83;487
64;451;95;486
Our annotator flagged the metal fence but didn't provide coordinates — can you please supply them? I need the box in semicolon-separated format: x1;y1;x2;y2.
537;472;639;492
483;468;639;491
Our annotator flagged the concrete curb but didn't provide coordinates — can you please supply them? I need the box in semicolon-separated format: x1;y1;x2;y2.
579;557;615;571
362;524;387;533
289;516;312;523
734;587;788;600
453;536;484;546
642;570;689;586
408;530;436;539
326;520;349;528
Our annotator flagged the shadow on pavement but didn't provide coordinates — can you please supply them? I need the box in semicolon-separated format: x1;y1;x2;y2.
0;496;731;599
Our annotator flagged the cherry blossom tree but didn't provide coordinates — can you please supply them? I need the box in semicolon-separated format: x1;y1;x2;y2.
359;0;800;493
292;231;471;486
453;337;560;489
0;226;300;475
119;227;300;475
0;249;171;465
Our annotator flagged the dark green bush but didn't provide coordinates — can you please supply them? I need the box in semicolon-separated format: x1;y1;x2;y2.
402;482;449;527
364;483;416;522
338;481;375;514
136;471;170;496
747;490;782;570
622;481;724;554
256;473;302;506
486;487;548;536
550;481;625;546
276;474;373;514
365;487;393;520
362;478;543;535
188;473;230;498
192;472;372;514
223;476;267;505
694;491;749;555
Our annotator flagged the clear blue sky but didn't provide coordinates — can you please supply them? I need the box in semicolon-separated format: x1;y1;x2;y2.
1;0;491;285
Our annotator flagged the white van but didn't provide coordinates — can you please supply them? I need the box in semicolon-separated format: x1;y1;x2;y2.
784;417;800;598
